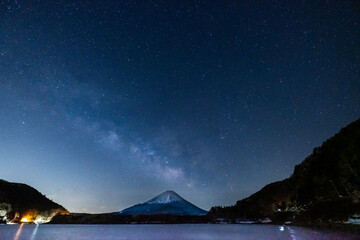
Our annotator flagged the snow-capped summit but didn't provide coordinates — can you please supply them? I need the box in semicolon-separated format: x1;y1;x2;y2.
119;190;207;216
146;190;183;204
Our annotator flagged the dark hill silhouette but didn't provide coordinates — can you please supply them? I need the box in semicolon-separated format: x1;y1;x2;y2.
209;118;360;225
0;179;69;223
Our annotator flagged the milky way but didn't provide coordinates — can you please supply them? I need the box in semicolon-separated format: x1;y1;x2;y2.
0;1;359;213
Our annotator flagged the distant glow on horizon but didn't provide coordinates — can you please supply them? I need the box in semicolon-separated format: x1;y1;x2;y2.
20;218;30;223
34;217;44;224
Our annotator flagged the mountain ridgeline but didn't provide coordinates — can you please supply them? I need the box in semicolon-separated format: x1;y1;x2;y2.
120;190;207;216
0;179;69;223
209;118;360;224
50;190;208;224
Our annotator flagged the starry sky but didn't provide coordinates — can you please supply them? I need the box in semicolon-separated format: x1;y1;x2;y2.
0;1;359;213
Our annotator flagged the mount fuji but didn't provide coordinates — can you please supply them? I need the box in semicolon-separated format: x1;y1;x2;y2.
119;190;207;216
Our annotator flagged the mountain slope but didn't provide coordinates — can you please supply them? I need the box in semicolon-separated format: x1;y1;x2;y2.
0;179;69;223
120;190;207;216
209;118;360;223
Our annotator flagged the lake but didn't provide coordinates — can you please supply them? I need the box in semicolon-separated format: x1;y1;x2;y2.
0;224;358;240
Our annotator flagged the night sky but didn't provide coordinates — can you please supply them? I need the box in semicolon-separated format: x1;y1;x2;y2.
0;1;359;213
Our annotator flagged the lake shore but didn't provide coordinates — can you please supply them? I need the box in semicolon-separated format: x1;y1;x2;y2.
46;212;360;234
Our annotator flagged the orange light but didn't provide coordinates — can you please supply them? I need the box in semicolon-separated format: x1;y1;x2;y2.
20;217;30;223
